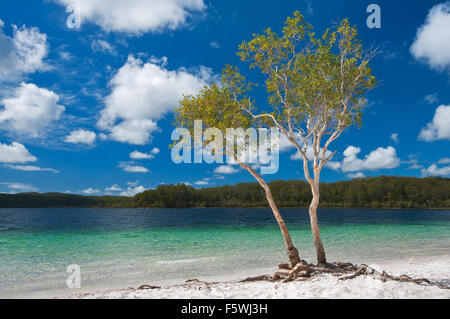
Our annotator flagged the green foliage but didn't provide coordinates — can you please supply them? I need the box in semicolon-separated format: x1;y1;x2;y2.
133;177;449;209
235;11;376;134
175;82;253;134
1;177;448;209
174;11;377;179
0;193;133;208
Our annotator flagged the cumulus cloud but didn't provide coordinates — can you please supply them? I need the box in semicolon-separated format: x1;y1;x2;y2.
54;0;206;35
214;165;239;174
1;182;38;193
98;56;211;144
82;188;101;194
410;2;450;71
130;151;154;160
5;165;59;173
390;133;399;143
0;22;49;82
64;129;97;145
438;158;450;164
105;184;122;192
421;164;450;177
120;185;145;197
347;172;365;179
334;146;401;173
194;178;210;186
0;83;65;136
130;148;160;160
418;105;450;141
0;142;37;163
119;162;149;173
327;161;342;171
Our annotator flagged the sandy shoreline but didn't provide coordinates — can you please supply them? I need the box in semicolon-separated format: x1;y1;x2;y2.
71;255;450;299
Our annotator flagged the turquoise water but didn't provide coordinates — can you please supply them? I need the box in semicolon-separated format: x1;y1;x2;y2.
0;208;449;298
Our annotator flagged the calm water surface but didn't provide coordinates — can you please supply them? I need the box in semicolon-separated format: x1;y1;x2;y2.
0;208;449;298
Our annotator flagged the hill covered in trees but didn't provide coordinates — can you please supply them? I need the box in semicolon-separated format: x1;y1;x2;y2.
134;176;449;209
0;193;133;208
1;176;448;209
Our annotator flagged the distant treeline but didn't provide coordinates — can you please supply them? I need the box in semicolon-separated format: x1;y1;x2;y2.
0;193;133;208
134;176;449;209
1;176;448;209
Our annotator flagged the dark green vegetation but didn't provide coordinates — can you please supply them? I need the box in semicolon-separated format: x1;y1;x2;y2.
1;176;448;209
0;193;133;208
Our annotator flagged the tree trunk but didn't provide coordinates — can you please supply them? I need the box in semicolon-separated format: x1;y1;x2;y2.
238;162;301;267
265;185;301;267
309;185;327;265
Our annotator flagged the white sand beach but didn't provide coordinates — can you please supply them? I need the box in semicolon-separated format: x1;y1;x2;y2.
72;255;450;299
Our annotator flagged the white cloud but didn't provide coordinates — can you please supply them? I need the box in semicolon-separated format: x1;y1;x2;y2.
120;185;145;197
130;150;154;160
119;162;149;173
1;182;38;193
327;161;342;171
404;157;423;170
410;2;450;71
5;165;59;173
151;147;160;155
424;93;439;104
214;165;239;174
98;56;211;144
347;172;365;179
421;164;450;177
54;0;206;35
127;180;140;187
438;157;450;164
0;23;49;82
390;133;399;143
82;188;101;194
0;142;37;163
419;105;450;141
108;119;158;145
340;146;400;172
210;41;220;49
0;83;65;136
105;184;122;192
91;39;115;54
64;129;97;145
194;178;210;185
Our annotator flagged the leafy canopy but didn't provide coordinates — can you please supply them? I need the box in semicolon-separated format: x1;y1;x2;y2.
175;11;377;171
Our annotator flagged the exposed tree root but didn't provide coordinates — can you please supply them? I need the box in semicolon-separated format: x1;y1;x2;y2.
272;261;450;290
137;284;161;290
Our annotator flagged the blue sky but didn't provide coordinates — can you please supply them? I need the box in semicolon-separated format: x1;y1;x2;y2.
0;0;449;196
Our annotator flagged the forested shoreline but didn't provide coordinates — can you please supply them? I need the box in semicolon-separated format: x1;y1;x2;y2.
0;176;448;209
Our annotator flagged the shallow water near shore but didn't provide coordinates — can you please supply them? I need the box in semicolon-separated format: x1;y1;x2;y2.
0;208;449;298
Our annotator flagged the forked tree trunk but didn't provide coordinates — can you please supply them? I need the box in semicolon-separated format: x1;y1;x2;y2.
239;162;301;267
309;184;327;264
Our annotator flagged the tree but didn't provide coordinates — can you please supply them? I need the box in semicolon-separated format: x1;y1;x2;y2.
174;83;301;267
226;12;377;264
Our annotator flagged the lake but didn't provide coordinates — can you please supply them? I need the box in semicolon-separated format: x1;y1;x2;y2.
0;208;449;298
